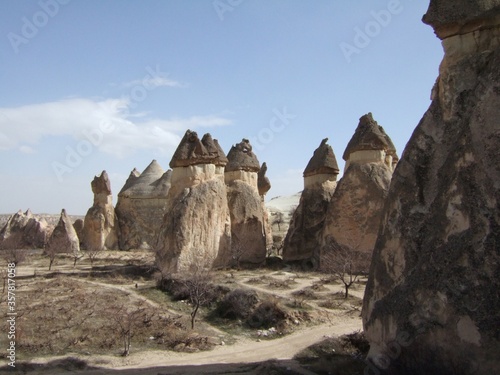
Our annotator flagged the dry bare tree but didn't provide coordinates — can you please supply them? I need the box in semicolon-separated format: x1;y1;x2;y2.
179;252;214;329
1;248;28;266
321;239;370;299
272;211;285;232
110;300;154;356
84;244;102;268
44;245;58;271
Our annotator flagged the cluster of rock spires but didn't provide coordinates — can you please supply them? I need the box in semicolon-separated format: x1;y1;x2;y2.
0;113;400;274
2;3;498;372
155;133;272;272
283;113;397;269
0;209;50;249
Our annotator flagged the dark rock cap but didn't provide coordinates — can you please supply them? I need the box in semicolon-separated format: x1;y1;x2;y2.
422;0;500;39
342;113;395;161
303;138;340;177
170;130;228;168
91;170;112;195
201;133;228;166
225;139;261;172
258;162;271;196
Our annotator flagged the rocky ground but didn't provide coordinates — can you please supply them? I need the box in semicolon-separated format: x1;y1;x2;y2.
0;249;367;374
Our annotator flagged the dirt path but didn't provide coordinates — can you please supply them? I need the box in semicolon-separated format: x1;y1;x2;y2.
26;319;362;374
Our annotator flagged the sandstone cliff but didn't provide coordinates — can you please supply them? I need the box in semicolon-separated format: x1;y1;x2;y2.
156;130;231;273
82;171;119;250
283;138;339;267
115;160;171;250
321;115;394;263
225;139;267;267
362;1;500;374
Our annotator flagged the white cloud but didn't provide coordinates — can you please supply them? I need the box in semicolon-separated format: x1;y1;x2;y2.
0;98;232;158
19;145;36;154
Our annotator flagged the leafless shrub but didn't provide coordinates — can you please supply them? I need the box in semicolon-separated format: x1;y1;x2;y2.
247;299;288;329
2;248;28;266
109;300;154;356
321;240;370;299
215;288;259;320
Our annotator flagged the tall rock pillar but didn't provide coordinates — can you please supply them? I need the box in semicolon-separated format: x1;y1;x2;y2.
82;171;119;250
362;1;500;374
156;131;231;273
225;139;267;267
283;138;339;268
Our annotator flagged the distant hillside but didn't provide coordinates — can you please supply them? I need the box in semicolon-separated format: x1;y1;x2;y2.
266;192;301;214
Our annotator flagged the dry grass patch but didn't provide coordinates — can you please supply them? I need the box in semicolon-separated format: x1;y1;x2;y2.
5;276;213;359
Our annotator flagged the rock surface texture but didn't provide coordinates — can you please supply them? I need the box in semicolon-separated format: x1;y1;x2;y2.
225;139;267;267
321;115;394;262
258;162;274;252
283;139;339;267
45;209;80;255
115;161;171;250
156;131;231;273
82;171;119;250
362;1;500;374
0;209;50;249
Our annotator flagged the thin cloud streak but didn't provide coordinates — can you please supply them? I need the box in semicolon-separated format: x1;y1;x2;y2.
0;98;232;158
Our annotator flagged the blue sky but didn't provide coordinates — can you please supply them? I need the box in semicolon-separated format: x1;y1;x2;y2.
0;0;443;215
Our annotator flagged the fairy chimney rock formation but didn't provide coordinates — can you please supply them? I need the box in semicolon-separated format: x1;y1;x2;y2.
168;131;228;193
321;115;395;260
115;161;171;250
0;209;50;249
362;1;500;374
156;130;231;273
225;138;260;190
283;139;339;266
343;113;398;172
303;138;340;188
82;171;119;250
225;139;267;267
46;209;80;255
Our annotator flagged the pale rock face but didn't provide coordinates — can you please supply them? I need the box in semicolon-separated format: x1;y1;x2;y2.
156;130;231;273
362;2;500;374
156;168;231;273
319;115;396;267
73;219;84;245
0;209;50;249
83;171;119;250
226;178;267;266
46;209;80;255
283;139;339;266
225;140;267;267
116;161;171;250
283;182;337;265
257;163;273;251
321;162;392;259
